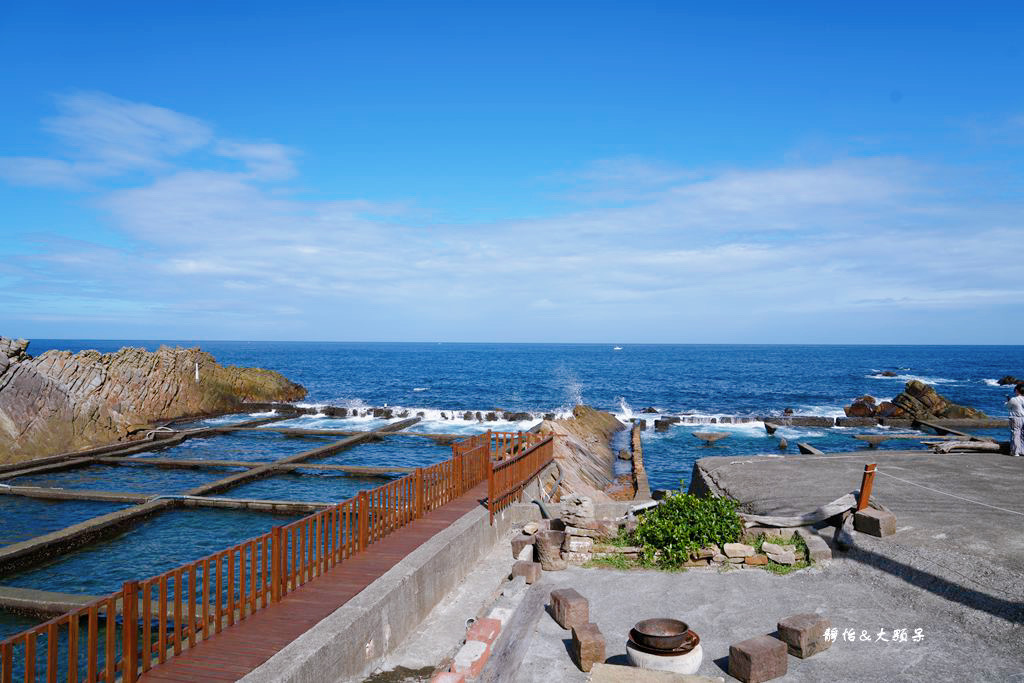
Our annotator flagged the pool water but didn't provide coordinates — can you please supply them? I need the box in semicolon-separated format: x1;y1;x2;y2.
2;507;302;596
5;463;244;494
308;434;453;468
139;430;337;463
219;471;375;504
0;497;131;548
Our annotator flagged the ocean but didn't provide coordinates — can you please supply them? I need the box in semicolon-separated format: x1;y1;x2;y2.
26;340;1024;491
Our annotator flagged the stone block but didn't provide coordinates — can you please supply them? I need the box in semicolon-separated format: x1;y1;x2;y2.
854;508;896;537
724;543;755;558
683;558;709;567
516;544;535;561
561;551;592;564
712;554;727;563
563;536;595;553
571;622;605;672
760;542;795;555
511;533;535;559
536;530;567;570
466;617;503;646
745;554;769;566
766;551;796;565
511;560;541;584
452;640;490;678
777;613;832;659
564;525;601;538
796;528;833;562
550;588;589;629
728;635;787;683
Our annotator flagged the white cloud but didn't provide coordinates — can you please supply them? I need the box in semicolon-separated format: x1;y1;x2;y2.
3;92;1024;341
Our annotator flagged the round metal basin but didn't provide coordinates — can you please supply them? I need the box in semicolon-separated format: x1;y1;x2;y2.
630;618;696;651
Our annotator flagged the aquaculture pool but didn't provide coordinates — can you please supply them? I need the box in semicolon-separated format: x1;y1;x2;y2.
220;471;372;503
0;497;131;548
2;507;302;596
138;430;336;462
308;434;452;467
5;463;244;494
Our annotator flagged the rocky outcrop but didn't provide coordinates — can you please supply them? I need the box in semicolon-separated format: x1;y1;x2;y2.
0;338;306;462
998;375;1021;386
844;380;986;420
535;405;626;503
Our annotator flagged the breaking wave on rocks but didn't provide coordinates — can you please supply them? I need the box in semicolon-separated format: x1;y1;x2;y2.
867;373;957;384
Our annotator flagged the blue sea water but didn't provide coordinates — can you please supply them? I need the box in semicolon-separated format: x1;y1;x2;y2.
23;340;1024;492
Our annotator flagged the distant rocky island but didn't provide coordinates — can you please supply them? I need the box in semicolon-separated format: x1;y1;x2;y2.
0;337;306;463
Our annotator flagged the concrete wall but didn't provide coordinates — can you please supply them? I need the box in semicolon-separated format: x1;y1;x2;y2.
240;503;517;683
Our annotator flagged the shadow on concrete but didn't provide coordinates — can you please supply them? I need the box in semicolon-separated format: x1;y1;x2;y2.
713;654;730;676
604;653;630;666
844;544;1024;624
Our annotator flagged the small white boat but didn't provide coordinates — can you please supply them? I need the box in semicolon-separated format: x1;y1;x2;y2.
613;346;623;351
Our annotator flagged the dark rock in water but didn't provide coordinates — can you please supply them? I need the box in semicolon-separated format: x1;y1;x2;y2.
764;422;777;435
880;371;898;377
0;336;306;462
543;413;556;420
397;409;409;418
505;412;534;421
440;412;448;419
881;380;987;420
710;417;718;423
778;438;788;451
462;411;473;420
635;419;647;430
416;411;426;417
372;407;394;419
642;407;659;413
663;416;681;425
475;411;483;421
654;418;674;432
323;406;347;417
784;408;794;415
719;416;733;424
998;375;1020;386
617;448;631;461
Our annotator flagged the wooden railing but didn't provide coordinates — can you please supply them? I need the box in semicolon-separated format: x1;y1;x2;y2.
486;435;555;524
0;429;533;682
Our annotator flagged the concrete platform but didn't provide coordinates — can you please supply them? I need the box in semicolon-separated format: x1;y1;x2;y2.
515;562;1023;682
689;451;1024;576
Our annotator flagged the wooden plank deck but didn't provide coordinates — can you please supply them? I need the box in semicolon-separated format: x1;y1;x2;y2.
139;482;488;682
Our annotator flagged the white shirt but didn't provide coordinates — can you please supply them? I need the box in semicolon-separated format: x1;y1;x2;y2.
1008;395;1024;418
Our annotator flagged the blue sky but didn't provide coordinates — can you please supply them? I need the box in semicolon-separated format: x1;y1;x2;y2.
1;1;1022;343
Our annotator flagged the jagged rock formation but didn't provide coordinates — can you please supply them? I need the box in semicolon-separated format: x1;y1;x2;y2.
844;380;986;420
0;338;306;463
536;404;627;503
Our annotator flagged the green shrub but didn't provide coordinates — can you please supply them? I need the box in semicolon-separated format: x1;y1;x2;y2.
632;493;743;569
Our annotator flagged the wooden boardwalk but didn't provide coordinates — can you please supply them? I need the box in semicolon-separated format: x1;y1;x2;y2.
139;482;488;682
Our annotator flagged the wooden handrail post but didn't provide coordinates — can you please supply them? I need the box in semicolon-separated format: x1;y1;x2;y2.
271;527;282;603
487;456;496;525
358;490;369;551
857;463;877;511
122;580;138;683
415;468;424;518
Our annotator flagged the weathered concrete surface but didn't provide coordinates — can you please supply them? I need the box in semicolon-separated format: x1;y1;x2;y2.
689;451;1024;578
0;337;306;462
240;501;511;683
516;561;1024;682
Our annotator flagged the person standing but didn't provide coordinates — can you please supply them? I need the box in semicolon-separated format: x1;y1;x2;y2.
1008;383;1024;456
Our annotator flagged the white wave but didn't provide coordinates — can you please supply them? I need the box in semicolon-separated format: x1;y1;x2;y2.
615;397;635;421
867;373;957;384
413;387;429;392
983;379;1003;387
247;410;278;417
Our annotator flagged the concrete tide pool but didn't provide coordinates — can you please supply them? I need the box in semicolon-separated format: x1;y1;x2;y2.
2;507;303;597
0;497;132;549
137;430;337;462
7;463;245;494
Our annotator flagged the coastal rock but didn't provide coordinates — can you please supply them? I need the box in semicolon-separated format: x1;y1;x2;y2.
844;395;877;418
997;375;1020;386
0;337;306;463
880;371;898;377
535;405;626;502
505;411;533;421
850;380;986;421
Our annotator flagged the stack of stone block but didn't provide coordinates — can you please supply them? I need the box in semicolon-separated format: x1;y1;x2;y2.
550;588;605;673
